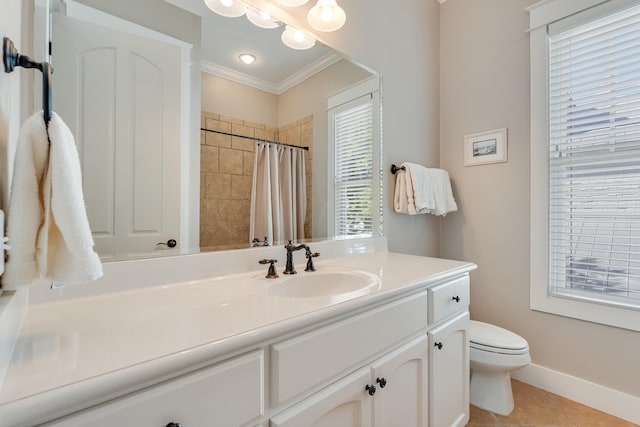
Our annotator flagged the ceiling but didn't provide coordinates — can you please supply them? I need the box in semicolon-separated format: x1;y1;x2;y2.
164;0;340;94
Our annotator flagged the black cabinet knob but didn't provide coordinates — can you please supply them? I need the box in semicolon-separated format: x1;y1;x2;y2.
452;296;460;303
376;377;387;388
166;423;182;427
365;384;376;396
434;342;443;350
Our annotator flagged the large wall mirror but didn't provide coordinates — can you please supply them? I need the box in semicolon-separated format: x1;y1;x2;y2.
36;0;382;262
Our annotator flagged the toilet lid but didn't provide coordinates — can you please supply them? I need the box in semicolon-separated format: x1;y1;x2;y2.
470;320;529;351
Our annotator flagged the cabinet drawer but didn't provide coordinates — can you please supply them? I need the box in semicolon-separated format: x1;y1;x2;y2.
428;275;469;324
271;291;427;406
45;351;264;427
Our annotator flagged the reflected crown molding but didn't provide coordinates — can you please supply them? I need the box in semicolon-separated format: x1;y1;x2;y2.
201;51;341;95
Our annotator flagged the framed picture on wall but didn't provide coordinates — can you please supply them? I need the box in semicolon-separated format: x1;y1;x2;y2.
463;128;507;166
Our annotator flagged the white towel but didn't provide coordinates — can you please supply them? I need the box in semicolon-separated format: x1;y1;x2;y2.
393;162;458;217
2;111;102;290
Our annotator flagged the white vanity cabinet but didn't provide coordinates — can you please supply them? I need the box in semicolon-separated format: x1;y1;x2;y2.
370;334;429;427
43;351;265;427
270;367;373;427
271;334;428;427
427;276;471;427
32;272;472;427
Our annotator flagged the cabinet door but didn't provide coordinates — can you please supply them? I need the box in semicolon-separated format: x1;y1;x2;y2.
371;334;428;427
43;351;264;427
428;311;469;427
270;367;372;427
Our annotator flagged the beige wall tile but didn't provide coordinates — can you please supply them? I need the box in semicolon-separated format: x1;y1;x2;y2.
201;145;219;172
242;200;252;225
232;123;254;137
232;175;253;199
244;120;265;130
200;198;220;227
202;111;220;121
255;128;276;142
232;136;255;152
205;118;231;132
231;224;250;243
219;199;243;223
220;115;244;125
243;151;254;176
219;148;243;174
201;112;314;245
205;130;231;148
205;173;231;199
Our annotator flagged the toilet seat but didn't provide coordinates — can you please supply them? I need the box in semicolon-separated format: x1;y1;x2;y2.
470;320;529;355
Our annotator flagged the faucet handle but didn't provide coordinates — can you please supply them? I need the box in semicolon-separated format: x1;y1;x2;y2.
304;252;319;272
259;259;279;279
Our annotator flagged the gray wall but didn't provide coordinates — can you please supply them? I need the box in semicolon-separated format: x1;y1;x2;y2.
440;0;640;397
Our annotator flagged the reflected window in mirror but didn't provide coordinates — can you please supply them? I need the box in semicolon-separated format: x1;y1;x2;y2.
328;77;382;237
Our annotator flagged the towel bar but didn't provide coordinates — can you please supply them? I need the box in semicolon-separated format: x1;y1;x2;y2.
3;37;53;127
390;164;406;174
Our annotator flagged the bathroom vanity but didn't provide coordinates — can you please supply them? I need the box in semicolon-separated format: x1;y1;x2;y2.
0;238;475;427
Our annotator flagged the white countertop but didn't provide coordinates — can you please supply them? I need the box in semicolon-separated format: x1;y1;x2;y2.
0;245;475;426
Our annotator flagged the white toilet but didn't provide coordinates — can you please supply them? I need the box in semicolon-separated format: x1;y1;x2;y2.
469;320;531;415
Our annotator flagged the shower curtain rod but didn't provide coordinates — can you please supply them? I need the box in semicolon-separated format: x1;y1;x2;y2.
201;128;309;151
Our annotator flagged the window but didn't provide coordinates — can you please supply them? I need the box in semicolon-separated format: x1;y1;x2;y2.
328;77;382;238
529;0;640;331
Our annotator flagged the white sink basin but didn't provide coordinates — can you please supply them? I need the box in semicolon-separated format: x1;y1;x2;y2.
266;269;381;298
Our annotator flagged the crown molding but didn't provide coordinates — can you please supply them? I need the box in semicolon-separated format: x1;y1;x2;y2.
201;52;341;95
275;52;341;94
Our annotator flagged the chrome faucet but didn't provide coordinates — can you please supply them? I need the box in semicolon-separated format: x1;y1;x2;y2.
283;240;320;274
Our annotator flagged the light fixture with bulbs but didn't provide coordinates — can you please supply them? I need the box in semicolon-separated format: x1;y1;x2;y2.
238;53;256;64
203;0;347;53
204;0;246;17
245;7;279;29
276;0;310;6
307;0;346;32
281;26;315;50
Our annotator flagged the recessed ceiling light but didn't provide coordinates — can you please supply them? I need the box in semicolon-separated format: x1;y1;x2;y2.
239;53;256;64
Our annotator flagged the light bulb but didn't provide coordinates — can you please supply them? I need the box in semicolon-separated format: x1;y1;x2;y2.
246;7;279;28
320;5;333;22
276;0;310;6
204;0;246;18
307;0;345;32
281;26;315;50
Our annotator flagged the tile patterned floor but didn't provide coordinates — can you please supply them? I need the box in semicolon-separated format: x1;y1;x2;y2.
466;380;639;427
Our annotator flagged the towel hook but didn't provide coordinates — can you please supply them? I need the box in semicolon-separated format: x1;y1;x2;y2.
3;37;53;127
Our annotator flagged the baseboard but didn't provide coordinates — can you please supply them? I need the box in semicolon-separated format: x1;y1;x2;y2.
511;363;640;425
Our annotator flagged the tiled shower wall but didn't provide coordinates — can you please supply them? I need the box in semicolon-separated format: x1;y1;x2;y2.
200;112;313;250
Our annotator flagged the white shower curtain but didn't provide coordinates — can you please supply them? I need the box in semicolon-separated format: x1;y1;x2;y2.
250;143;306;244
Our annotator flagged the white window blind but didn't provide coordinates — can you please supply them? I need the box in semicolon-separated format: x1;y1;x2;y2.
332;97;374;237
548;3;640;308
